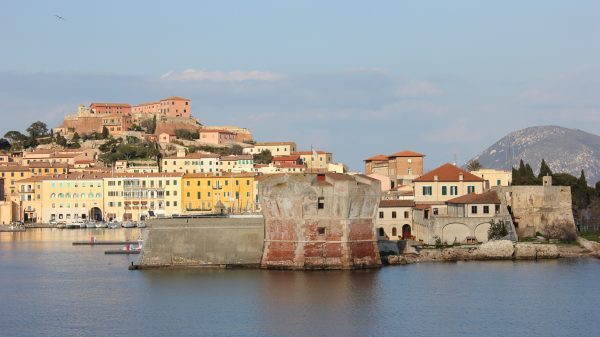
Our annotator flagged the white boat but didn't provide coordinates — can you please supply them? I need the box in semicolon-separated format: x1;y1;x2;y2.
56;223;66;229
108;221;120;229
85;221;96;228
95;222;108;228
121;221;136;228
66;220;84;229
137;221;147;228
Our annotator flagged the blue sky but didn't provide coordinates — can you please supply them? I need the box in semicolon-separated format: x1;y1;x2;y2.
1;0;600;171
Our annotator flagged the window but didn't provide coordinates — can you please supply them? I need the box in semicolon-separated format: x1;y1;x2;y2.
471;205;478;214
317;227;326;236
379;211;384;219
495;204;500;214
392;227;397;236
404;211;409;218
483;206;490;214
197;192;201;199
467;185;475;193
392;211;397;219
450;186;458;195
317;197;325;209
422;186;432;196
378;227;385;236
433;208;439;215
441;186;447;195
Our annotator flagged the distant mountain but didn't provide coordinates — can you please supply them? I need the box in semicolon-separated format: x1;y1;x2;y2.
470;125;600;185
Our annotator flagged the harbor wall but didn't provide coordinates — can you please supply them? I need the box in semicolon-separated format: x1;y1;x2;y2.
138;216;264;268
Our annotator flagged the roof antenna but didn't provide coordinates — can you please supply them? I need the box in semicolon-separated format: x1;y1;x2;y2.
453;153;457;166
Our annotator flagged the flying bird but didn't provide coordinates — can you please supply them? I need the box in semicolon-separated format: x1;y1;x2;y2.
55;14;65;21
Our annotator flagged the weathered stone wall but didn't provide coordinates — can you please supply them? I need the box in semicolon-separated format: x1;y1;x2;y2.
138;216;264;268
259;173;382;270
494;186;576;239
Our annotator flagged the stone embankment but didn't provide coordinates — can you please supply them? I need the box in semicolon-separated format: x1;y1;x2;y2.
387;240;565;264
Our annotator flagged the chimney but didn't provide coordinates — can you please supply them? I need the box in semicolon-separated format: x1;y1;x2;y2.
459;173;464;181
434;175;438;182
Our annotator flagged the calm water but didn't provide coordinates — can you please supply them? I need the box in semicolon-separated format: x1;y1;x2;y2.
1;229;599;337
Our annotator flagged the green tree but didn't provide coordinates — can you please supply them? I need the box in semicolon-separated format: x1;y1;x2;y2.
101;126;109;139
71;132;80;143
55;134;68;147
0;138;10;151
26;121;49;139
488;219;508;240
4;131;28;149
466;159;482;171
596;181;600;197
538;159;553;179
253;150;273;164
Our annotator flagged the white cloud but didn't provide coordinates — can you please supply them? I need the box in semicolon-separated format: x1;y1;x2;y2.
395;80;442;98
160;69;285;82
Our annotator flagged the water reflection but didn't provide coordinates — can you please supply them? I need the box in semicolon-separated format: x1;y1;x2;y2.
1;229;600;337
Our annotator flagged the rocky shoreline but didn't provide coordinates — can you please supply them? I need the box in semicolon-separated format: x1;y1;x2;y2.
386;239;600;265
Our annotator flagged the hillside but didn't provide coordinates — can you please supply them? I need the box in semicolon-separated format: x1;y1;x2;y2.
470;125;600;185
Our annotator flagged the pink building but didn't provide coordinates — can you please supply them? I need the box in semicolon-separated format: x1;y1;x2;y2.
132;96;191;119
90;103;131;115
199;130;236;145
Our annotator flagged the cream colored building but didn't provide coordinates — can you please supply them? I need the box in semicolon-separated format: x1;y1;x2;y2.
103;173;184;221
162;152;221;174
293;151;332;170
470;169;512;188
242;142;297;156
220;155;254;173
375;200;415;241
39;173;106;223
413;163;485;206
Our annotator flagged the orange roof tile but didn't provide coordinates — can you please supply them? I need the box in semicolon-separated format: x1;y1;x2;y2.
160;96;189;101
364;154;389;162
379;200;415;208
446;191;500;204
388;150;424;158
413;163;484;183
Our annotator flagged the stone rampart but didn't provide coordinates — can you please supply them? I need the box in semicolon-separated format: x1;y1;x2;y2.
259;173;382;270
137;215;264;268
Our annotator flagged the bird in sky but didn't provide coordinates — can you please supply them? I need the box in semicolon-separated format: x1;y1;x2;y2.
54;14;65;21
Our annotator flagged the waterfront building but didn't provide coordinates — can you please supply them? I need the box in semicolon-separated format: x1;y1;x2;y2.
103;173;184;221
15;176;43;223
364;150;425;188
182;172;257;214
413;163;485;216
198;129;236;145
242;142;297;156
162;152;221;174
376;200;415;241
470;168;512;188
292;150;332;170
39;173;106;223
220;155;254;173
0;166;31;199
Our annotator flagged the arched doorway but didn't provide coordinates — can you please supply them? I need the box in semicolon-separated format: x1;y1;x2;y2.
89;207;102;221
402;224;412;239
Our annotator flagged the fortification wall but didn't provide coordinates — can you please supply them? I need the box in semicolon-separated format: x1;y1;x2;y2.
494;186;576;238
259;173;382;270
138;216;264;268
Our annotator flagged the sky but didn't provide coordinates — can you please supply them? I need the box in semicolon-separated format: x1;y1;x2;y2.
1;0;600;171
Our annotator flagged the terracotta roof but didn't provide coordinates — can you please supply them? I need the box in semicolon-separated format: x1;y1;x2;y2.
91;103;131;107
160;96;189;101
255;142;296;146
220;155;253;161
364;154;389;162
163;153;219;160
292;151;330;155
183;172;256;179
0;166;29;172
28;162;70;168
446;191;500;205
200;129;235;134
272;155;300;162
379;200;416;208
108;172;185;178
388;150;424;158
413;163;484;182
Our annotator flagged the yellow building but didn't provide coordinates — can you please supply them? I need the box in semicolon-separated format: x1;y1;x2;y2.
103;173;184;221
0;165;32;199
292;150;333;170
39;173;106;223
470;169;512;188
182;173;257;214
15;176;44;223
